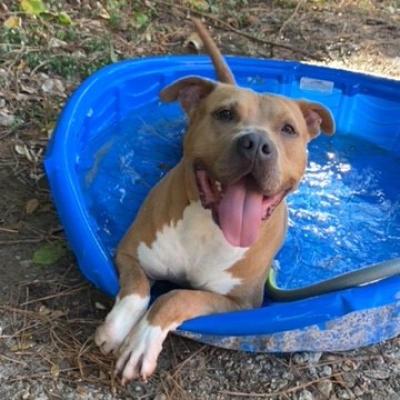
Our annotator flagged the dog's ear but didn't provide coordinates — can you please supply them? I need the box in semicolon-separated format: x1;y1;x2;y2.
160;77;216;114
297;101;335;139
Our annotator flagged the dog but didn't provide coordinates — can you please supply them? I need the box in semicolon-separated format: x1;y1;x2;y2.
95;19;335;384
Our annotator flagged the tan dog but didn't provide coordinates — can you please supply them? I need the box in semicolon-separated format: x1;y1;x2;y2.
95;19;335;384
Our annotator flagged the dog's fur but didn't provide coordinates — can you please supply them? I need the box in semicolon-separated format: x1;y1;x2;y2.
95;19;335;384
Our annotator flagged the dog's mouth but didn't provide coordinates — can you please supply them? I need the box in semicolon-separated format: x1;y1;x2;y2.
194;162;290;248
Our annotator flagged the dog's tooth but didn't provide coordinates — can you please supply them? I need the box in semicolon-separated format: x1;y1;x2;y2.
215;181;222;192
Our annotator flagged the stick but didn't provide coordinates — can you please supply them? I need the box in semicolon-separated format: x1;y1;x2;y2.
154;0;321;60
279;0;306;37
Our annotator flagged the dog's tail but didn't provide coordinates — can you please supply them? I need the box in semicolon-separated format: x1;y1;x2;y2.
192;18;235;85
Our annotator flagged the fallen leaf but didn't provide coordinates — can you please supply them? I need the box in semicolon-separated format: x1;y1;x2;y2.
25;198;39;214
38;304;51;315
4;16;22;29
97;3;110;19
20;0;46;16
10;338;35;352
32;242;66;265
20;83;36;94
50;363;60;379
14;144;33;162
38;305;66;318
184;32;203;53
58;11;72;25
50;310;66;318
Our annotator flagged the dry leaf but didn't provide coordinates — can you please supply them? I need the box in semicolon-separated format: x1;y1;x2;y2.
25;198;39;214
50;363;60;379
10;338;35;352
38;304;51;315
96;2;110;19
185;32;203;53
14;144;33;162
4;16;22;29
38;305;66;318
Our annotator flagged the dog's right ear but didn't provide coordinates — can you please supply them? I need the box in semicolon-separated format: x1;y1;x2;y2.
160;77;216;114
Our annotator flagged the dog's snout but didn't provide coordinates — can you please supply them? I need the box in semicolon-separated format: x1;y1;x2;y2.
237;133;274;161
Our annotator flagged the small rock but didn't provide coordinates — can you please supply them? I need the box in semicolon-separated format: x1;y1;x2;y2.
308;352;322;363
336;389;353;399
49;37;68;48
317;380;332;398
134;384;143;392
153;394;167;400
20;260;32;268
364;369;390;380
353;386;364;397
0;111;15;127
299;389;313;400
41;79;65;96
320;365;332;377
293;352;322;365
293;353;305;364
95;302;106;310
21;389;30;399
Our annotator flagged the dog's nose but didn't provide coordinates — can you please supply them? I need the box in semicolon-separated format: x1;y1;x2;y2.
237;133;274;161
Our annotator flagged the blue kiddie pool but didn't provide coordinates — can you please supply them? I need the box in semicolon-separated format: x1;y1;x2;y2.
45;56;400;352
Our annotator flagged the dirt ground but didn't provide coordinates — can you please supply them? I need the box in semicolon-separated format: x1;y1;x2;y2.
1;1;400;399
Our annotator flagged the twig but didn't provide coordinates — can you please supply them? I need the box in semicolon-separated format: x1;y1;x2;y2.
0;227;19;233
278;0;306;37
0;237;45;245
0;354;29;367
171;344;207;378
154;0;321;60
20;284;87;306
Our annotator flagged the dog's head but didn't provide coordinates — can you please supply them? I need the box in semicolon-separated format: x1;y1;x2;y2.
159;20;334;248
161;78;334;248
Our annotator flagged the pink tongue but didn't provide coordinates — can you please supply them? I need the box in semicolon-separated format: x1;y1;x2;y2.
218;179;264;247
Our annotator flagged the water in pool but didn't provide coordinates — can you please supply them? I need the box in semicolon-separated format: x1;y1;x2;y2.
79;101;400;290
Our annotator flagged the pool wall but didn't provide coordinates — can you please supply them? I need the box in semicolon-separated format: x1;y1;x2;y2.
45;56;400;350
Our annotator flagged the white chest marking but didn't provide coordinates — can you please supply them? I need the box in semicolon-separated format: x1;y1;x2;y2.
137;201;246;294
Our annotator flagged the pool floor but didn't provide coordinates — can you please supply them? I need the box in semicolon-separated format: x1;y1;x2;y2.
78;101;400;290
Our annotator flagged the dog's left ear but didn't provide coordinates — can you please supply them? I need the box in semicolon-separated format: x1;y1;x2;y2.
160;77;217;114
297;101;335;139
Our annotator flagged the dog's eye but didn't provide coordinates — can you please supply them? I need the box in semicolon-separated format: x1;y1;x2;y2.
281;123;297;136
213;108;235;122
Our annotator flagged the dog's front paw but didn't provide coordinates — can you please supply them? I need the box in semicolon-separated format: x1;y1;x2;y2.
95;294;149;355
115;318;170;384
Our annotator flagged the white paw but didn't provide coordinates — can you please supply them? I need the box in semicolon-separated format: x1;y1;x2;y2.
115;318;176;384
95;294;149;355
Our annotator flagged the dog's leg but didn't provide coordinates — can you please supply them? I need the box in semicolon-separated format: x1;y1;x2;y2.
95;251;150;355
115;289;251;383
